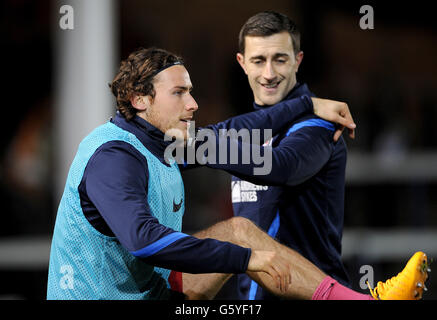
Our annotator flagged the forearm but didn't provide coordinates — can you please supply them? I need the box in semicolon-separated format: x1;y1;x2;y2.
139;235;251;274
203;95;312;139
97;201;252;274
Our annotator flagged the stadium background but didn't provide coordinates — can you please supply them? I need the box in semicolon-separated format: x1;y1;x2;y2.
1;0;436;299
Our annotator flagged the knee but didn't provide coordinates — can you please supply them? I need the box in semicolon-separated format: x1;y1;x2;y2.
229;216;255;246
230;216;253;231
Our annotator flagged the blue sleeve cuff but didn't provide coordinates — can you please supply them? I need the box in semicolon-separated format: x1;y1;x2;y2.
286;118;335;136
130;232;189;258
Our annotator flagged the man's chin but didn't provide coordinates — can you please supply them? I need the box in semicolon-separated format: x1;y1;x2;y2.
164;128;186;144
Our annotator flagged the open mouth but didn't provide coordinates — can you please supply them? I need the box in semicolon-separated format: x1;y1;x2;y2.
180;117;193;123
260;81;281;90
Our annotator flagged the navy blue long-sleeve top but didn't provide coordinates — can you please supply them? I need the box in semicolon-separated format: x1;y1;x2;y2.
231;83;350;300
78;95;313;275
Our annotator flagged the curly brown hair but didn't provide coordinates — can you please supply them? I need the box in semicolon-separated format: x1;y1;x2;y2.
109;47;184;120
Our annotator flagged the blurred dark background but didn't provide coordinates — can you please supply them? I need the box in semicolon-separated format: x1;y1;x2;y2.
0;0;436;300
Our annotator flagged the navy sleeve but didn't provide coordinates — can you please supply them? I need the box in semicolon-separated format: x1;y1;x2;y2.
180;95;312;171
268;121;336;186
204;95;312;138
83;141;251;274
208;119;336;186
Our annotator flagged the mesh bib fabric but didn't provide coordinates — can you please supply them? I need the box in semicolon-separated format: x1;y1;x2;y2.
47;121;185;300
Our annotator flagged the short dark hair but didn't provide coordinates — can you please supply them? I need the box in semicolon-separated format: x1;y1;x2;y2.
109;47;184;120
238;11;301;55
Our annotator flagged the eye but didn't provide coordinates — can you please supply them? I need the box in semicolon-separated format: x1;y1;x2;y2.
173;90;184;96
276;59;287;64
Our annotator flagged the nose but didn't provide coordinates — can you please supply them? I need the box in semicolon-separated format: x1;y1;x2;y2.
262;61;277;81
186;94;199;112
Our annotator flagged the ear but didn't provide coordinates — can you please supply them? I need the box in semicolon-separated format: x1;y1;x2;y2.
295;51;304;71
236;53;248;75
130;94;150;111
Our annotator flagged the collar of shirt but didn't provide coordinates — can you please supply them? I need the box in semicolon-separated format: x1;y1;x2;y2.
111;112;173;162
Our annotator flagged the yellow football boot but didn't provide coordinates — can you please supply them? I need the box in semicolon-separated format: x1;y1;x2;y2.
367;251;431;300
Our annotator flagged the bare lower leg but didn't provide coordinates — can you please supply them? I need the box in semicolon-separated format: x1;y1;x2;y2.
182;272;232;300
183;217;326;300
182;225;233;300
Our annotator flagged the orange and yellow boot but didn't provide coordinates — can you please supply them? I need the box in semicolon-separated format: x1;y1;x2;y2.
367;251;431;300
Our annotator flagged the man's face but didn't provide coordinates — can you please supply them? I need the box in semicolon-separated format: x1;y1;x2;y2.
237;31;303;106
136;65;198;141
